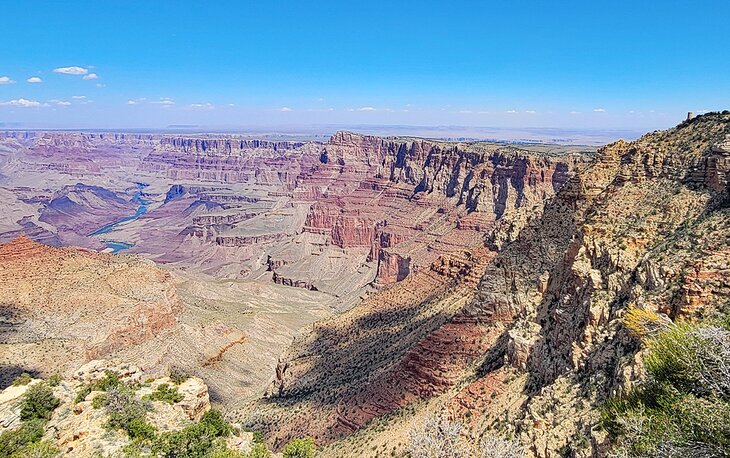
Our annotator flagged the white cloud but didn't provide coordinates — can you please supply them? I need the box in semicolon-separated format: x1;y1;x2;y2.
26;77;42;84
525;110;537;114
593;108;606;112
0;98;47;108
279;107;293;112
357;106;376;112
190;103;214;110
0;76;16;85
82;73;98;80
570;111;580;115
151;98;175;106
458;110;473;114
477;111;489;114
55;101;72;107
53;66;89;75
127;100;139;105
71;95;87;100
228;103;235;107
506;110;517;114
96;83;105;88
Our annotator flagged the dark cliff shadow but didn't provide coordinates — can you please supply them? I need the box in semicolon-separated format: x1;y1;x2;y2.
264;284;459;408
0;365;41;390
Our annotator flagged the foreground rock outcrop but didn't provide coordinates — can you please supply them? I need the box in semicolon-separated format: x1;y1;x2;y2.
0;360;256;457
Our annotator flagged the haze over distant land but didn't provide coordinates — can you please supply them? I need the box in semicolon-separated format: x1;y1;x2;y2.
0;123;642;146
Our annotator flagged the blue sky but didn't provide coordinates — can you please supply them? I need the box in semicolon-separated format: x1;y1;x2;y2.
0;0;728;131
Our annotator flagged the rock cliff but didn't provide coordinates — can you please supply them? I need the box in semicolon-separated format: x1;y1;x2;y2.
237;112;730;457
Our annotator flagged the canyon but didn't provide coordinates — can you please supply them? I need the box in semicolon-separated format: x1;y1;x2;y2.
2;112;729;457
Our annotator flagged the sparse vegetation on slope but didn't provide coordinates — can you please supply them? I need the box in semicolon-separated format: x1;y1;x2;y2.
20;382;61;422
407;415;524;458
602;311;730;457
1;381;61;457
143;383;184;404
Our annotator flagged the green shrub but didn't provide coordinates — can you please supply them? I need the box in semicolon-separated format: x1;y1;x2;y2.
152;409;234;458
9;439;60;458
96;370;122;391
251;431;265;444
92;393;107;409
46;374;62;387
143;383;184;404
247;443;272;458
603;322;730;456
206;446;247;457
20;383;60;422
103;386;154;439
0;419;45;456
12;373;32;387
74;370;122;403
200;409;235;437
282;437;316;458
74;385;93;404
126;417;157;441
169;367;189;385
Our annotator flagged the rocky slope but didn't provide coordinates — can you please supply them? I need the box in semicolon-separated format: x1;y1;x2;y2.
235;112;730;457
0;236;335;407
0;360;257;457
0;236;182;386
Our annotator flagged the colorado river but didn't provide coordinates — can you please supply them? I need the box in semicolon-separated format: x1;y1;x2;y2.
89;183;150;253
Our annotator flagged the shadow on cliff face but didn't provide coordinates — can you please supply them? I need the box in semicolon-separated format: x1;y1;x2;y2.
0;304;40;388
519;116;730;395
266;290;458;406
0;365;41;390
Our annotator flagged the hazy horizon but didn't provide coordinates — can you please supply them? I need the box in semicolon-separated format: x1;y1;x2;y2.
0;122;646;146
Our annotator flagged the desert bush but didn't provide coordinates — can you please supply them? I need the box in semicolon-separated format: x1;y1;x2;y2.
478;434;524;458
623;307;671;338
92;393;107;409
143;383;184;404
20;383;60;422
153;409;234;457
169;367;190;385
0;419;45;456
126;417;157;441
247;443;272;458
12;373;32;386
407;415;470;458
74;370;122;403
46;374;62;387
206;447;246;458
9;439;60;458
102;386;154;439
603;322;730;457
282;437;316;458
